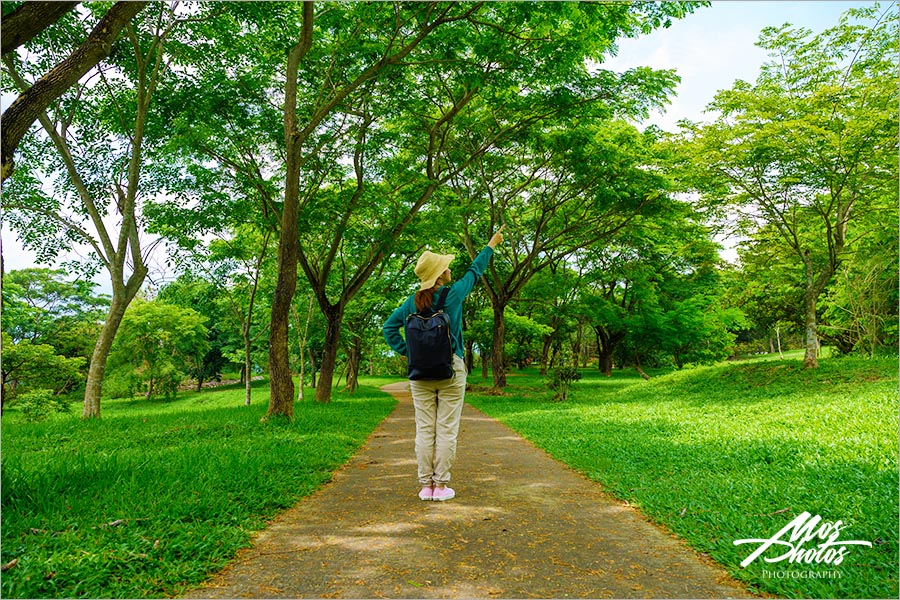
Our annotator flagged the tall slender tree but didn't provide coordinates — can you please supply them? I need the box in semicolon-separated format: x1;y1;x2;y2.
2;3;217;417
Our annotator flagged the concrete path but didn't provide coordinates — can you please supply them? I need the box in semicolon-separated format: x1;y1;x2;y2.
185;382;755;599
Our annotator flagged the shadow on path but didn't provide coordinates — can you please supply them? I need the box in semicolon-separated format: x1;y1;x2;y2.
185;381;755;599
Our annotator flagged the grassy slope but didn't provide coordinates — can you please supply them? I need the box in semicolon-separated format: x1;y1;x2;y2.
466;354;898;599
1;379;396;599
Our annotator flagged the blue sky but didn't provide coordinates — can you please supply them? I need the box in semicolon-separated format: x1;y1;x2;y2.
602;0;882;131
1;1;882;280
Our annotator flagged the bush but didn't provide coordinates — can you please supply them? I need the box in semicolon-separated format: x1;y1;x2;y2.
547;365;582;401
18;389;71;422
106;300;208;401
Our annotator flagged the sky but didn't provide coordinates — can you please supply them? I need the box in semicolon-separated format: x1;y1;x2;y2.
601;0;881;131
0;0;882;290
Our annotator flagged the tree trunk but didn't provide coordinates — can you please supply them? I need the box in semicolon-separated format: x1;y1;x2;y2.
490;303;507;389
465;339;474;374
598;351;614;377
595;327;624;377
294;294;314;402
315;304;345;403
539;335;552;375
309;347;317;389
802;288;820;369
266;3;313;420
266;139;300;418
297;361;305;402
1;1;79;55
572;321;584;367
343;333;361;394
634;352;651;381
196;376;203;392
243;325;253;406
481;351;489;380
267;256;296;417
801;250;837;369
82;294;130;418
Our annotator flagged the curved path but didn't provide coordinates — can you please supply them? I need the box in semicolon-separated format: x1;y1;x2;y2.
185;382;755;599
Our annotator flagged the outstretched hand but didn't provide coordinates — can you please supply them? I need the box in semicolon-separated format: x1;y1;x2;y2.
488;224;506;249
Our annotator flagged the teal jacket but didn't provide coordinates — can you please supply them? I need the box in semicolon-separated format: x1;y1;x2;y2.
383;246;494;358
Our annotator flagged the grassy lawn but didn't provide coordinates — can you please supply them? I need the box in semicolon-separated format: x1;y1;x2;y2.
466;353;898;599
1;378;396;599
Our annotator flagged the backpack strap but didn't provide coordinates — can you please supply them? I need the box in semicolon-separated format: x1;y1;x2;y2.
435;286;450;312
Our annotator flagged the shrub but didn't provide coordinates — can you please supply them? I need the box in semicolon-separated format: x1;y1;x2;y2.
18;389;71;422
547;365;582;401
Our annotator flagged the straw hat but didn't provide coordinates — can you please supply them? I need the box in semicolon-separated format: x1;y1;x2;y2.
415;250;454;290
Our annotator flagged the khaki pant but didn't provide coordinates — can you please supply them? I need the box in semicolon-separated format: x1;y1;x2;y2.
409;354;467;486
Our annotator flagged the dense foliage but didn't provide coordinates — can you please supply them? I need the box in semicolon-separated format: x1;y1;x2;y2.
2;3;896;410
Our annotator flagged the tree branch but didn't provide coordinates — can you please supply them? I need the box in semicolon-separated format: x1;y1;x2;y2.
1;1;149;181
1;1;80;55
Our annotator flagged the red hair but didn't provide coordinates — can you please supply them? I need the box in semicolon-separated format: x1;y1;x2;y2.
414;284;440;312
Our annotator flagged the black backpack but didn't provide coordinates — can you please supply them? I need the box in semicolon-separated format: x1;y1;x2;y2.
405;287;454;380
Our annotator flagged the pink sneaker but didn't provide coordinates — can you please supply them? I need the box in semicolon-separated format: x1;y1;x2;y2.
418;486;434;501
432;486;455;502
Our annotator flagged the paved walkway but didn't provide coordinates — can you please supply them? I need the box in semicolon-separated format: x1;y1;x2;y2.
186;382;755;599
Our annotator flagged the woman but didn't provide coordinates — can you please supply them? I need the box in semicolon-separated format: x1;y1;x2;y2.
383;227;505;501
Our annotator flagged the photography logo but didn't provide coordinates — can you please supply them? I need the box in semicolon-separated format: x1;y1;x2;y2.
734;511;872;569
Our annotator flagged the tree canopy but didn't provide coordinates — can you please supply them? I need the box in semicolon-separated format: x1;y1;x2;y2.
1;1;895;417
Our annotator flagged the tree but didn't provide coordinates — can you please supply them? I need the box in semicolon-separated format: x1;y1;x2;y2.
2;3;220;417
1;332;85;409
155;275;235;392
1;268;108;362
575;190;739;374
820;195;899;355
670;4;898;368
1;1;148;180
269;1;489;413
153;224;275;405
513;264;584;373
265;0;706;412
106;300;208;401
455;120;675;388
721;232;806;355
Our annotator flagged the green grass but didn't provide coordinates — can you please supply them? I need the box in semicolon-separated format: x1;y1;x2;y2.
466;354;898;599
1;378;396;599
